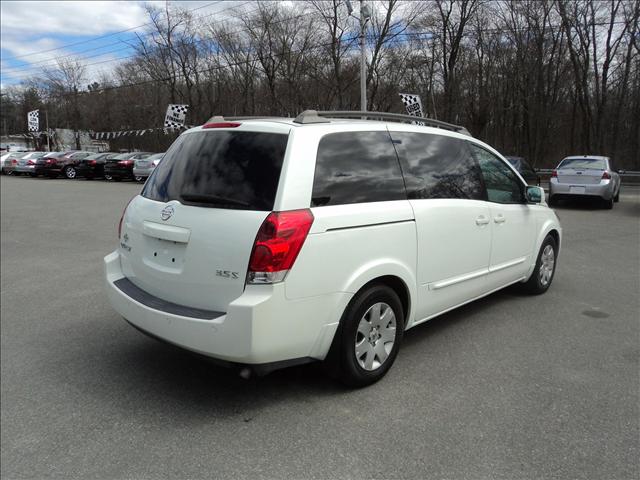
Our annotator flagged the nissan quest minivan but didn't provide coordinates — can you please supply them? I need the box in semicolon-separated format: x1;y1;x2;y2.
105;110;562;386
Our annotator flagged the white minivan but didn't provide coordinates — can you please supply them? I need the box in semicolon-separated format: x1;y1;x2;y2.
105;110;561;386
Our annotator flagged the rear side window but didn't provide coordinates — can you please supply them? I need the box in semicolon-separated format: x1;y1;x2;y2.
143;131;288;211
390;132;485;200
311;131;406;206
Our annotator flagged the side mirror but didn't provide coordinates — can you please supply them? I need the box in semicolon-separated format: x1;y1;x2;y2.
526;185;544;204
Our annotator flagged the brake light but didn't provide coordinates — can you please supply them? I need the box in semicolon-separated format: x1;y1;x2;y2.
601;171;611;180
45;158;56;164
88;160;97;166
11;159;17;165
118;160;133;166
247;209;314;284
27;160;35;165
118;197;136;239
551;169;557;178
202;122;241;129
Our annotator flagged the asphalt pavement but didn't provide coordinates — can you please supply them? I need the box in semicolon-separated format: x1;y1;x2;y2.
1;176;639;480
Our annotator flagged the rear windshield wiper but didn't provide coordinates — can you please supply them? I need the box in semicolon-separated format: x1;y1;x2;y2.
180;193;249;208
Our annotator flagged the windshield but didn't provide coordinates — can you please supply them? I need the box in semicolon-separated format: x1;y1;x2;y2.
142;130;288;211
558;158;606;170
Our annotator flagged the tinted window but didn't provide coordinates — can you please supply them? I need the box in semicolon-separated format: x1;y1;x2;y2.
143;131;288;211
311;131;406;206
470;144;524;204
391;132;485;200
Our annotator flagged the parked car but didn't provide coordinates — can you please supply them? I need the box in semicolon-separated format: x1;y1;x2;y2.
2;151;31;175
132;152;164;182
1;152;16;175
505;156;540;186
105;110;562;387
32;151;92;178
33;152;67;177
14;152;49;176
103;152;153;181
73;152;116;179
549;155;621;209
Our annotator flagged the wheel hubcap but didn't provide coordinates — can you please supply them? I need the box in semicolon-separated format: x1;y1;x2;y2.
67;168;75;178
539;244;555;286
355;302;396;371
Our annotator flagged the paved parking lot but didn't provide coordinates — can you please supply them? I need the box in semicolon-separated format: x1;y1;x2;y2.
1;176;638;480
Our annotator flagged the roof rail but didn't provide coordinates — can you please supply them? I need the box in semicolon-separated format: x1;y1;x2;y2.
314;110;470;135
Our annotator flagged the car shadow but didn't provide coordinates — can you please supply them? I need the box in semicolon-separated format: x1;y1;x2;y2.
551;197;607;210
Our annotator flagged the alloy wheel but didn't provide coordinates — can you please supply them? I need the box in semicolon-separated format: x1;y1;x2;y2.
539;244;555;286
354;302;397;371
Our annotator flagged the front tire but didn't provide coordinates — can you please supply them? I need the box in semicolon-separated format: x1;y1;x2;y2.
64;166;76;179
521;235;557;295
328;284;404;387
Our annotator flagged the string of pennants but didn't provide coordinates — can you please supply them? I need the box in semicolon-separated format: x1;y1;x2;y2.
89;125;193;140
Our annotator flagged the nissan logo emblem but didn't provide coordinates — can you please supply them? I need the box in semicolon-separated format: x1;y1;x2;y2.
161;205;174;221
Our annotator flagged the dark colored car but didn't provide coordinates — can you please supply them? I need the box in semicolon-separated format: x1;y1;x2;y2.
34;152;67;177
103;152;153;181
34;151;92;178
73;152;116;179
505;156;540;186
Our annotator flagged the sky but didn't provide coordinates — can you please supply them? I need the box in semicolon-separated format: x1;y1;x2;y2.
0;1;250;89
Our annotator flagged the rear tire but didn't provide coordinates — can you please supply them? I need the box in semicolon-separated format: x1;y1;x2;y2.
603;197;614;209
326;284;404;387
520;235;557;295
548;195;556;207
104;174;113;181
614;189;620;203
134;175;144;182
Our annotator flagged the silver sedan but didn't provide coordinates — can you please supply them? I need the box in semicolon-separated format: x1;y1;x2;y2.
549;155;621;209
132;152;164;182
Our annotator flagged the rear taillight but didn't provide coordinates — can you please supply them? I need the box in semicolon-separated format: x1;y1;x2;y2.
45;158;55;164
551;169;557;178
247;209;314;284
11;159;17;165
27;160;35;165
88;160;97;166
202;122;241;129
118;160;133;166
601;171;611;180
118;197;136;239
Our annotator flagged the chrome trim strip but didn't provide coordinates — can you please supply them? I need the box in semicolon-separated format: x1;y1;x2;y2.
430;268;488;290
488;256;527;273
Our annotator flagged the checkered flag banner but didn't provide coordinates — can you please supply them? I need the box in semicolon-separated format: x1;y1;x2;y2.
399;93;425;124
27;110;40;132
164;104;189;129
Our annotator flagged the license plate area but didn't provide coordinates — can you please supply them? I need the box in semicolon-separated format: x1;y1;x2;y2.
569;186;586;194
142;237;187;272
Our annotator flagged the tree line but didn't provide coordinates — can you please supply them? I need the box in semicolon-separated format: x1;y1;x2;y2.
1;0;638;168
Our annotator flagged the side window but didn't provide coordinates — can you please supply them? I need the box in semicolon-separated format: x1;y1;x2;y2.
470;144;524;204
391;132;485;200
311;131;406;207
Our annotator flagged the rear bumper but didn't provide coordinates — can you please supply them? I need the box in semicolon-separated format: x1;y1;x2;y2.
132;166;154;177
104;250;347;367
15;165;35;174
549;179;614;199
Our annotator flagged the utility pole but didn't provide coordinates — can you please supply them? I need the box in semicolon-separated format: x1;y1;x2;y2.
360;0;367;112
346;1;371;112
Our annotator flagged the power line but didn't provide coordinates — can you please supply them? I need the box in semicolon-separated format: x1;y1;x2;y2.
1;6;327;82
1;1;257;75
0;1;225;62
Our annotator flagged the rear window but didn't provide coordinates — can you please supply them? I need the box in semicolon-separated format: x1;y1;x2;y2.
143;131;288;211
558;158;606;170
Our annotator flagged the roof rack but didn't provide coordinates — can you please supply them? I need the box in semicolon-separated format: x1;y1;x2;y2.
305;110;470;135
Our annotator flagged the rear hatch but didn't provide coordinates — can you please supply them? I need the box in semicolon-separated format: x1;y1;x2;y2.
119;125;290;312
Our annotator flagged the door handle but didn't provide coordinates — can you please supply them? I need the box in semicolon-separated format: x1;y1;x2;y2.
475;215;490;226
494;214;506;224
